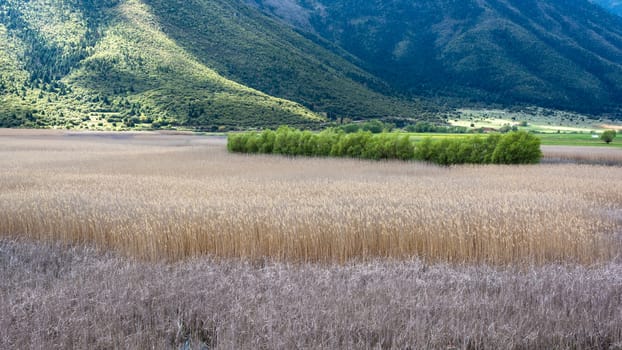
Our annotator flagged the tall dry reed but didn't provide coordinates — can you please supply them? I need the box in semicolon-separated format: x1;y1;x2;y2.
542;145;622;166
1;130;621;264
2;238;622;349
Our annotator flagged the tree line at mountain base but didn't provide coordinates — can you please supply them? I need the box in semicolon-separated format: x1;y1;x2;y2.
228;127;542;165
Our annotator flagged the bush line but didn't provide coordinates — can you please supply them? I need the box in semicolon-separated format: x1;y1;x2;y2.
228;126;542;165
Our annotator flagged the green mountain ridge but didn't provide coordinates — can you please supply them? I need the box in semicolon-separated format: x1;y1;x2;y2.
141;0;429;120
0;0;426;130
0;0;322;129
252;0;622;116
2;0;622;130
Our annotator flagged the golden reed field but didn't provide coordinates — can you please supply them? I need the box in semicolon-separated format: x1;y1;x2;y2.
542;145;622;166
3;129;622;349
1;129;621;265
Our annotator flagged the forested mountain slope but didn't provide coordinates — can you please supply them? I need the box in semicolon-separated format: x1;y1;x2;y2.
253;0;622;116
142;0;430;121
0;0;425;129
3;0;622;130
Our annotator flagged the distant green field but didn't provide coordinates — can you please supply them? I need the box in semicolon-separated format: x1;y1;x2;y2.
400;133;470;142
402;132;621;148
450;108;608;132
537;133;622;148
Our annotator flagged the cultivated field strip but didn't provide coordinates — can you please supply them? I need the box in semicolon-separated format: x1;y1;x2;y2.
1;131;621;264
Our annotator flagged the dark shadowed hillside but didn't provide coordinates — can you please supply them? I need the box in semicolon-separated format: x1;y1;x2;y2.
253;0;622;115
141;0;429;120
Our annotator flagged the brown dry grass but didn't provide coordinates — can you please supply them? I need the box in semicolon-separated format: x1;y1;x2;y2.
2;238;622;349
1;130;621;265
543;145;622;166
2;130;622;349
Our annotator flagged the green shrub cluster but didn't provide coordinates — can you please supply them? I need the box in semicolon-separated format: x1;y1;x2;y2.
414;131;542;165
228;126;415;160
229;128;542;165
338;119;395;134
404;121;468;133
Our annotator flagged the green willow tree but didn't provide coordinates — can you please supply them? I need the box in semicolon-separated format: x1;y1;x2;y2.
600;130;617;144
229;128;542;165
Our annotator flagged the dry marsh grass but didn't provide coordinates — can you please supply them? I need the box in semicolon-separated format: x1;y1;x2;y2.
1;130;621;264
2;238;622;349
543;145;622;166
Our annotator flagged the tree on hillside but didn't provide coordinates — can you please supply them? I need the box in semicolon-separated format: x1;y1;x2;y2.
600;130;617;144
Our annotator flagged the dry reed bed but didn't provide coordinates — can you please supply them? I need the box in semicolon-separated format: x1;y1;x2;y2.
1;131;621;264
1;238;622;349
542;145;622;166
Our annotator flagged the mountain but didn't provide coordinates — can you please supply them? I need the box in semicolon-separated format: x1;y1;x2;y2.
2;0;622;130
592;0;622;16
0;0;320;129
141;0;429;119
0;0;426;130
252;0;622;116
